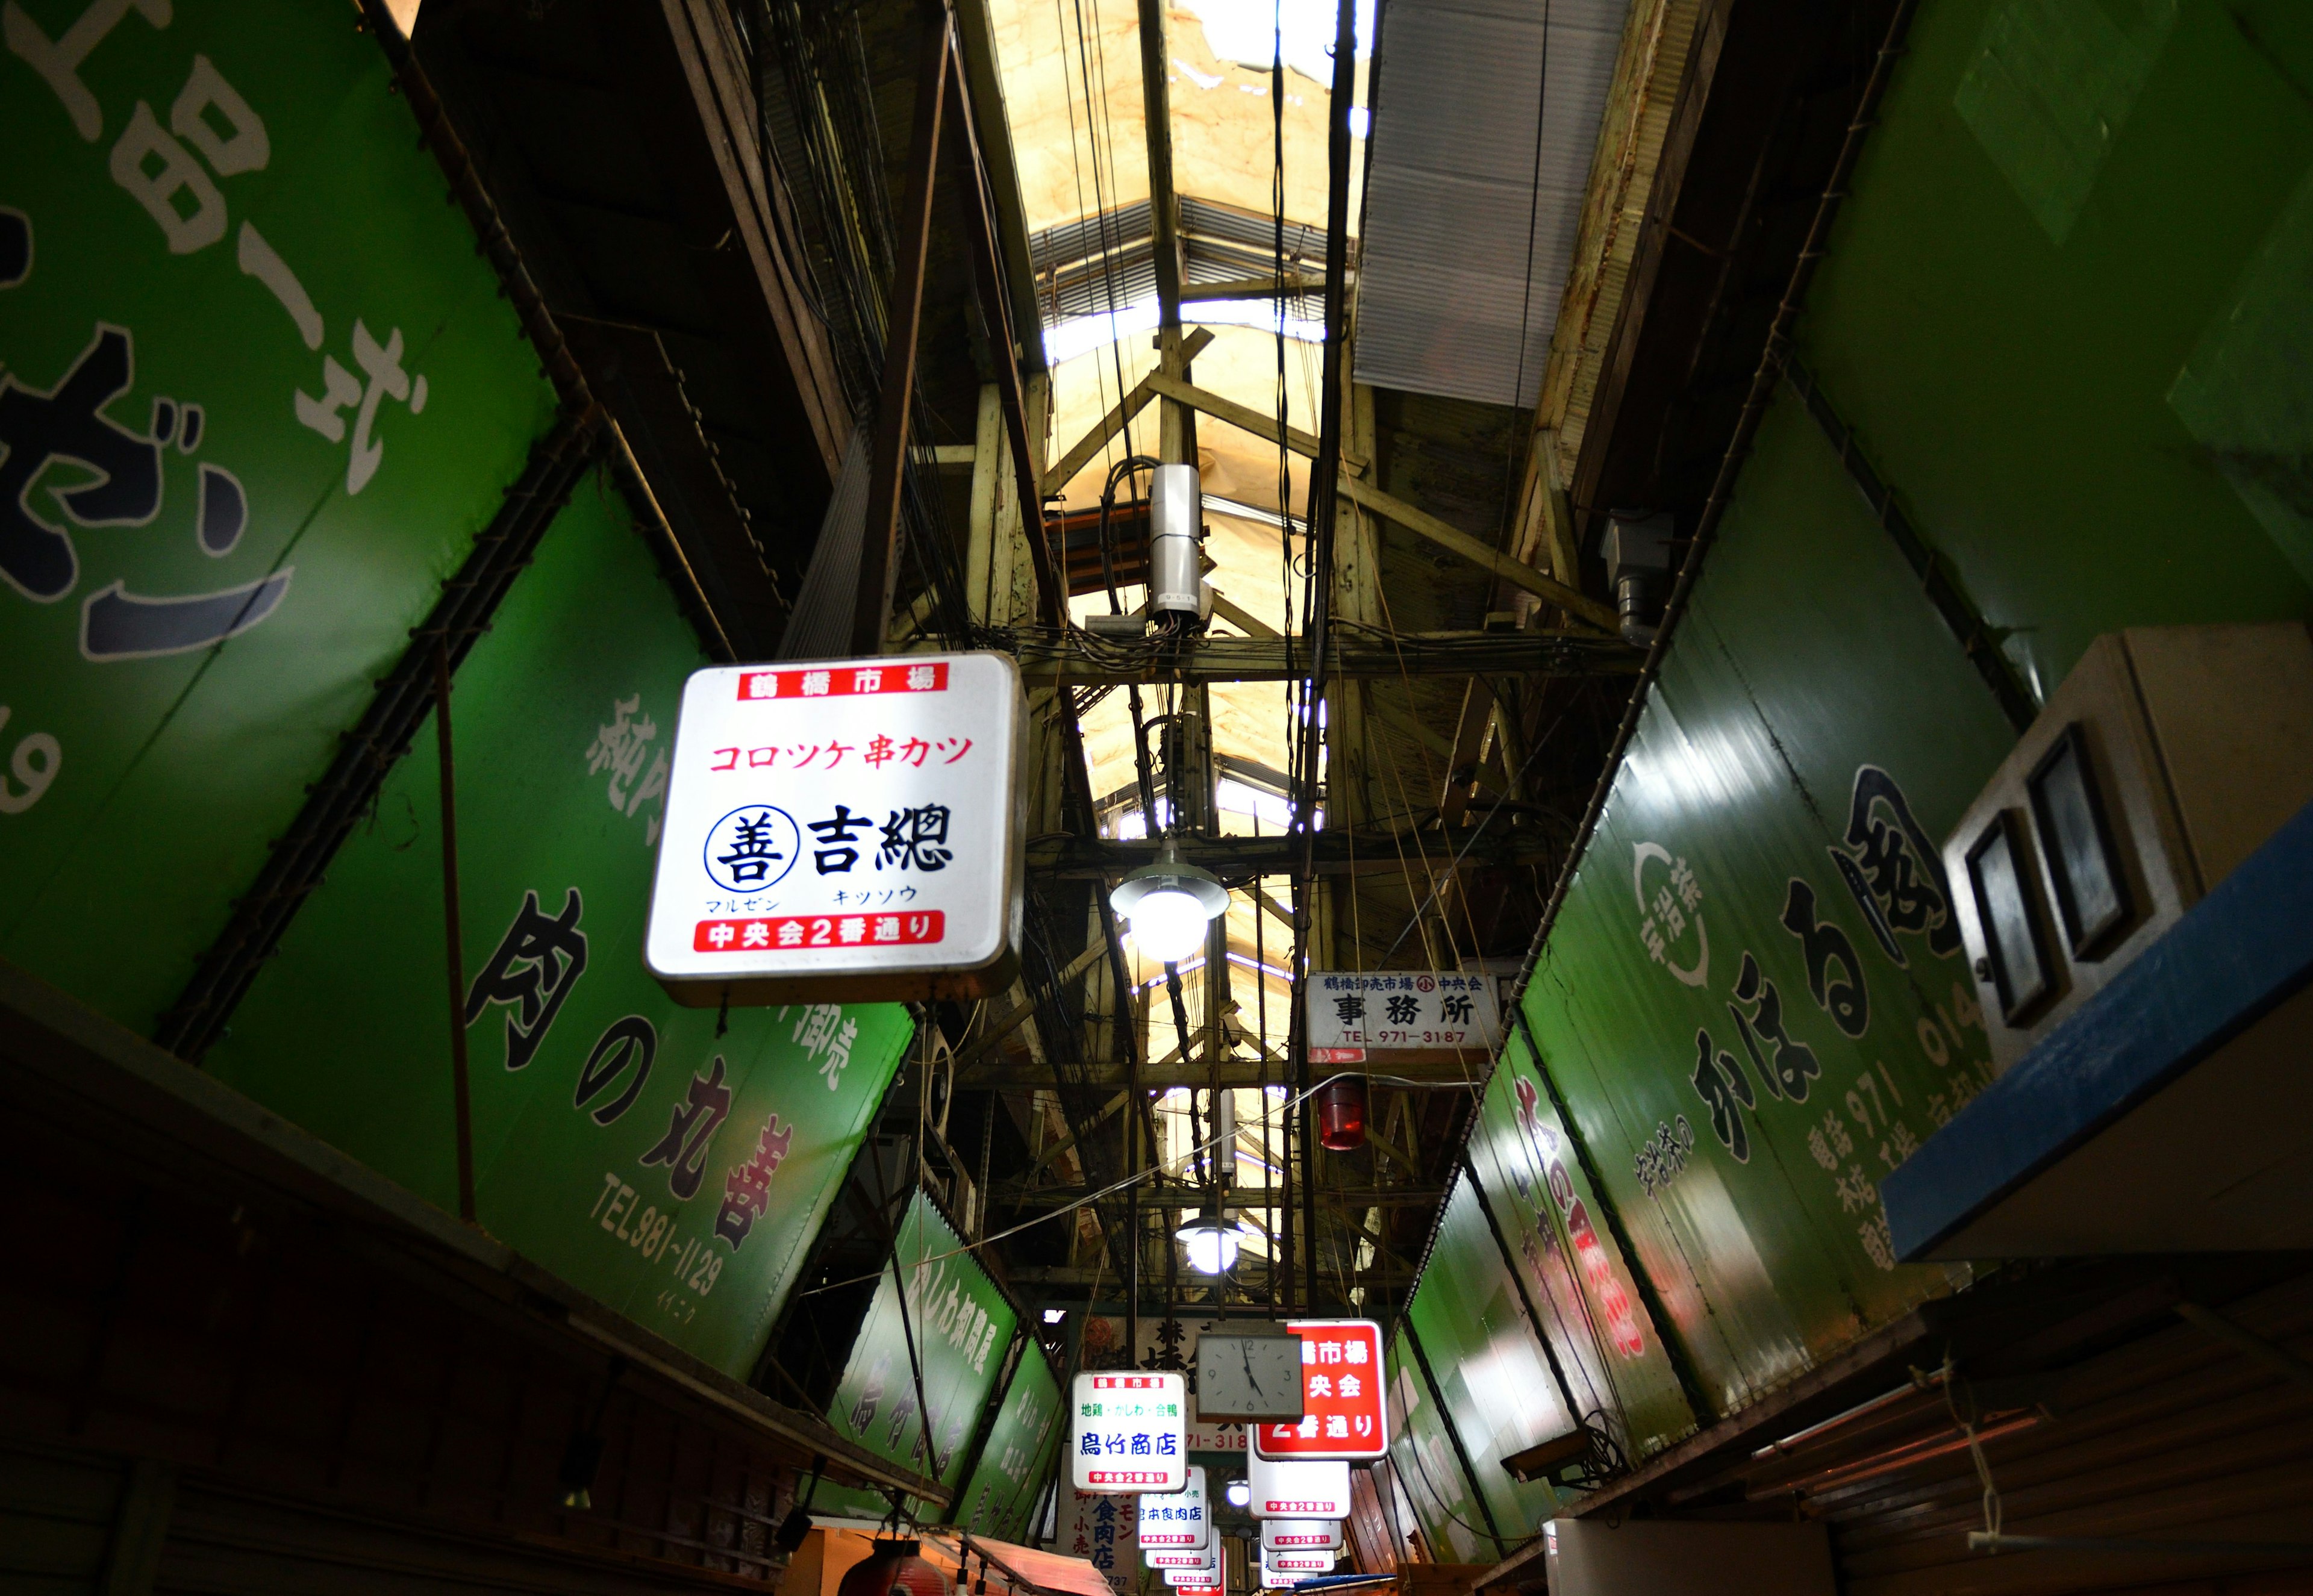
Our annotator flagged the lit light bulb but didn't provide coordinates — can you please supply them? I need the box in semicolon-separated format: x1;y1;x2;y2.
1178;1215;1241;1274
1225;1479;1250;1509
1129;885;1212;963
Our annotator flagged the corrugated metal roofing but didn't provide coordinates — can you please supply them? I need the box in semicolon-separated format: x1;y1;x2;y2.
1354;0;1629;408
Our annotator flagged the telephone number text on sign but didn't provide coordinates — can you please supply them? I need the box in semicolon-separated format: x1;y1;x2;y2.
738;662;949;700
693;912;944;953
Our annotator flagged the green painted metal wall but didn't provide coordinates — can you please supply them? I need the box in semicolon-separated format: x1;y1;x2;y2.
955;1341;1066;1540
1384;0;2313;1554
814;1193;1023;1520
0;0;555;1030
1386;1329;1494;1564
207;467;910;1378
1402;1183;1575;1541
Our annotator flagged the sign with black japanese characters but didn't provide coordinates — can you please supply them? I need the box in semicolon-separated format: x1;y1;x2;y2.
0;0;557;1030
645;653;1026;1003
1305;971;1500;1061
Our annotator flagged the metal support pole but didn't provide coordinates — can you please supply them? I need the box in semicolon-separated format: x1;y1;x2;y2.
435;638;476;1225
851;5;950;656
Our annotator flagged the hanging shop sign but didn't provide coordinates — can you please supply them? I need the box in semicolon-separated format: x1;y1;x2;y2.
1138;1464;1211;1548
1246;1449;1350;1518
1305;972;1500;1062
1264;1550;1338;1576
1260;1520;1342;1552
1250;1320;1388;1460
1071;1371;1188;1492
645;652;1026;1005
1164;1583;1224;1595
1145;1546;1222;1573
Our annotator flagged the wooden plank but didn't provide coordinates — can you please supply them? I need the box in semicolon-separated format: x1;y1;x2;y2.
1340;475;1621;632
1140;373;1618;632
1040;328;1217;497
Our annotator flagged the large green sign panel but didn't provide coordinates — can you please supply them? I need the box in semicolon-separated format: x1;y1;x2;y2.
207;468;909;1378
955;1343;1063;1539
1402;1182;1578;1542
1463;1032;1694;1462
1386;1330;1493;1565
1517;391;2014;1414
1799;0;2313;686
1;0;554;1030
817;1194;1020;1518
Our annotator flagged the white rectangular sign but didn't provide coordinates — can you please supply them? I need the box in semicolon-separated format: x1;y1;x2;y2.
1163;1574;1222;1591
1144;1547;1221;1571
1057;1485;1134;1594
1138;1464;1210;1548
1264;1550;1338;1574
1261;1520;1342;1551
1305;971;1499;1059
1246;1450;1350;1518
645;653;1025;1003
1070;1371;1188;1492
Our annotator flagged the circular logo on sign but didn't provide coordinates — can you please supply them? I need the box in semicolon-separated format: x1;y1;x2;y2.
702;804;801;893
1415;974;1435;992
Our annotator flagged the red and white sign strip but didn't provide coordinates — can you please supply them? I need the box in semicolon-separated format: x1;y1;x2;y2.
1145;1547;1221;1573
1070;1371;1188;1492
1165;1584;1223;1595
1138;1465;1210;1549
646;652;1023;1000
1264;1550;1338;1576
1250;1320;1388;1460
1261;1520;1343;1552
1247;1449;1351;1518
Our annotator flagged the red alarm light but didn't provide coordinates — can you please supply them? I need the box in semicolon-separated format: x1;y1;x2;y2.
1316;1076;1367;1152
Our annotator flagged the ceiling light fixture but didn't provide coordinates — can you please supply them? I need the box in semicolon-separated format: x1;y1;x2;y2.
1111;839;1230;964
1176;1202;1244;1275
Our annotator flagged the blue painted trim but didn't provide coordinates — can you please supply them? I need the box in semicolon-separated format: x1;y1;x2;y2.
1883;797;2313;1261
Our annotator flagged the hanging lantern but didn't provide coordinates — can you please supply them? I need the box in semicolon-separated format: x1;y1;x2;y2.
837;1541;952;1596
1316;1076;1367;1152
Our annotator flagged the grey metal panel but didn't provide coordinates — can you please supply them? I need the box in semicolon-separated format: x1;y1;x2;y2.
1355;0;1629;408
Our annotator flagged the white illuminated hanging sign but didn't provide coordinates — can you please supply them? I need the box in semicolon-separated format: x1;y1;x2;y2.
644;652;1026;1004
1251;1319;1389;1461
1070;1371;1188;1492
1246;1448;1350;1518
1260;1520;1342;1552
1138;1464;1210;1548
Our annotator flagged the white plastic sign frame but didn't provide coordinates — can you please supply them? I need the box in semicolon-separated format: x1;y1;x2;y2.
645;652;1026;1005
1070;1371;1188;1492
1138;1464;1210;1548
1260;1520;1343;1552
1246;1449;1350;1518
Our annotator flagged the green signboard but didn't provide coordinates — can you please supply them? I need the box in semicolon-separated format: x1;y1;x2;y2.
1462;1033;1695;1462
1515;391;2012;1414
1402;1182;1579;1542
954;1342;1064;1539
0;0;555;1031
1797;0;2313;687
207;467;910;1377
816;1193;1020;1520
1386;1330;1493;1565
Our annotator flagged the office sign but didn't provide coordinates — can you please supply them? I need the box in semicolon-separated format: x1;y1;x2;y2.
1246;1449;1350;1518
1138;1464;1210;1548
1071;1371;1188;1492
1306;971;1499;1061
1251;1320;1388;1460
646;652;1026;1004
1261;1520;1341;1551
